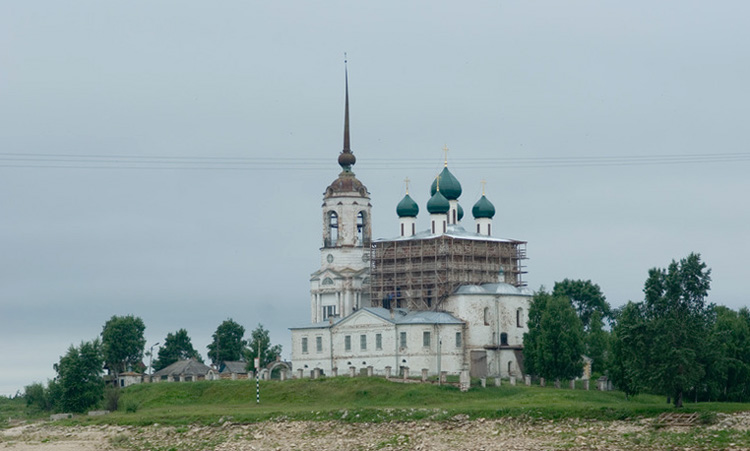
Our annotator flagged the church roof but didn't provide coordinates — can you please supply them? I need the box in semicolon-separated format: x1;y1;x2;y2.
375;224;522;243
396;194;419;217
472;195;496;219
454;282;534;297
290;307;463;330
430;166;462;200
426;190;450;214
362;307;464;325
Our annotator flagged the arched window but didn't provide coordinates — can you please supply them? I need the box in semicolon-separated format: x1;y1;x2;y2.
508;361;513;376
500;332;508;346
328;211;338;246
356;211;365;244
322;277;334;286
483;307;490;325
517;308;523;327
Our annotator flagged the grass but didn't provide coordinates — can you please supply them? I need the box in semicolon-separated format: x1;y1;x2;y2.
33;376;747;427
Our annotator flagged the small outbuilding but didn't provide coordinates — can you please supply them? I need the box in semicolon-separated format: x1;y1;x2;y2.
219;361;250;379
151;359;218;382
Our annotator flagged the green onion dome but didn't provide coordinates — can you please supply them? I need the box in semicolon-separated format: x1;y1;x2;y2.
457;203;464;221
472;195;496;219
396;194;419;218
430;167;462;200
427;190;450;214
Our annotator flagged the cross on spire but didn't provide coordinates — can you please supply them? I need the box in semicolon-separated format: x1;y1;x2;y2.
442;144;449;167
404;177;411;194
481;179;487;196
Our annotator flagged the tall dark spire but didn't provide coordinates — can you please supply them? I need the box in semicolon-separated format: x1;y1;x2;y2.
343;60;351;153
338;55;356;172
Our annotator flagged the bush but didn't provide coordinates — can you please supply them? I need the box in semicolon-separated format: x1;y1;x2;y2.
105;387;121;412
123;399;140;413
24;382;52;411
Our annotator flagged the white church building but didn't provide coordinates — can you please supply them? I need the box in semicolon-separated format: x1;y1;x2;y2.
291;70;532;379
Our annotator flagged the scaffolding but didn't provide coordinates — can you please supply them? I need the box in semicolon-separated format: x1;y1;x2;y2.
369;235;527;311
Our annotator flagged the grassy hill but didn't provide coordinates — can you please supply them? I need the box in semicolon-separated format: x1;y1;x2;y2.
81;377;749;426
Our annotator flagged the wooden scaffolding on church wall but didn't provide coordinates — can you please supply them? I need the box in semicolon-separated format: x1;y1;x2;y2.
369;236;527;311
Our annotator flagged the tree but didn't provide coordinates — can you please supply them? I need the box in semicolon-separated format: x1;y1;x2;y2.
244;324;282;372
609;302;648;399
553;279;610;331
523;290;585;381
101;315;146;377
153;329;203;371
522;288;549;378
24;382;53;411
700;306;750;402
585;310;610;375
53;339;104;413
207;319;246;366
642;252;712;407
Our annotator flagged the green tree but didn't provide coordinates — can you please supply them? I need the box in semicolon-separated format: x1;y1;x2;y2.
24;382;53;411
701;306;750;402
524;290;585;381
54;339;105;413
642;252;712;408
153;329;203;371
609;302;648;399
101;315;146;377
585;310;610;375
522;288;549;378
553;279;610;330
244;324;282;372
207;319;246;366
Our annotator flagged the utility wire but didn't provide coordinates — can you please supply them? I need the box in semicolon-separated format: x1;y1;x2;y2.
0;151;748;170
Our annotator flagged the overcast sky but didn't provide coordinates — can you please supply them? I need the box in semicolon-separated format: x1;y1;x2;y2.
2;1;749;396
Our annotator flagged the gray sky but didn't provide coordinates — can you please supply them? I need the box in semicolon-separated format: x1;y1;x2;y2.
2;1;748;396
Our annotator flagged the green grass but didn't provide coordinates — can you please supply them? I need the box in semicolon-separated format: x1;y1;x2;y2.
42;377;748;426
0;396;27;423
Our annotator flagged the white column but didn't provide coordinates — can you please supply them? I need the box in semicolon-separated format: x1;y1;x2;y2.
316;293;322;323
311;293;316;323
448;200;458;225
475;218;492;236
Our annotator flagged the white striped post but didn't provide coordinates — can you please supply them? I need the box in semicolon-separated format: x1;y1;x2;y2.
254;357;260;404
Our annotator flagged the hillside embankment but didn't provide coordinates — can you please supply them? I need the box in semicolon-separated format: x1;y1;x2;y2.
4;412;750;450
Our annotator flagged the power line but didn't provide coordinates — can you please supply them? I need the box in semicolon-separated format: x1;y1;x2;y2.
0;151;748;171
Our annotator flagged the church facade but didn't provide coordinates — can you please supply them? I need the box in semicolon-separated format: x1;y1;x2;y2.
290;72;532;379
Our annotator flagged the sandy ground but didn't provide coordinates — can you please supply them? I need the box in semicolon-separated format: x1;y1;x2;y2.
4;413;750;450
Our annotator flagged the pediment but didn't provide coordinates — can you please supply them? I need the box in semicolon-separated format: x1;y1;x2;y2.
333;309;393;329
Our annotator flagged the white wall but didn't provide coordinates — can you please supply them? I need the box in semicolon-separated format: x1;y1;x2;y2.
291;311;465;376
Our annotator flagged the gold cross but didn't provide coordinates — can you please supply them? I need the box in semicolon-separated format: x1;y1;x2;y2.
481;179;487;196
404;177;411;194
442;144;449;167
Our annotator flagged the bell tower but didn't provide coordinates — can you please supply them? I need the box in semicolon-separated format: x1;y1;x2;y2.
309;63;372;323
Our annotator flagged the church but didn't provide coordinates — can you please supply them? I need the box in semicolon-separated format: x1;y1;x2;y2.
290;70;532;379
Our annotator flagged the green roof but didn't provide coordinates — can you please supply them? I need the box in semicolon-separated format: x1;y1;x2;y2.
427;190;450;214
430;167;462;200
396;194;419;217
472;195;496;219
